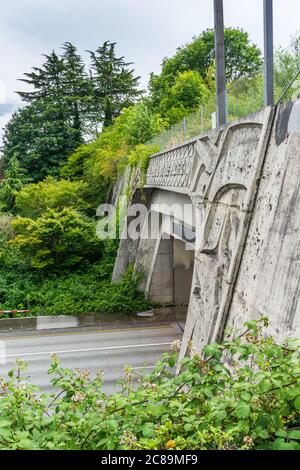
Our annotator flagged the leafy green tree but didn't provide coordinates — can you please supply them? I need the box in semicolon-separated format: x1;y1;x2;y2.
83;110;130;183
128;144;160;175
61;102;164;186
0;154;29;213
89;41;142;128
2;41;144;180
62;107;132;185
167;71;209;108
9;208;102;270
149;28;262;111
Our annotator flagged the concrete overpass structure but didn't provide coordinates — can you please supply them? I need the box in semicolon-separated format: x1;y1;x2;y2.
113;101;300;357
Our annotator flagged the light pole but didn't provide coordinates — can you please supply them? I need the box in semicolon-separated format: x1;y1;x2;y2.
214;0;227;126
264;0;274;106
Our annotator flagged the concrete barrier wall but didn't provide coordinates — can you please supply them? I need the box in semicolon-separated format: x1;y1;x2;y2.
0;308;188;332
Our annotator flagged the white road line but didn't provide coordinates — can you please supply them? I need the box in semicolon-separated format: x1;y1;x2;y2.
0;342;173;359
0;325;174;341
132;365;155;370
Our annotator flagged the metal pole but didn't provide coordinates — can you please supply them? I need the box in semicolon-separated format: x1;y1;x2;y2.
264;0;274;106
214;0;227;126
183;116;187;142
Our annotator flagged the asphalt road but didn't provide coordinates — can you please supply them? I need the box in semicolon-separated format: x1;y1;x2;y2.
0;322;183;393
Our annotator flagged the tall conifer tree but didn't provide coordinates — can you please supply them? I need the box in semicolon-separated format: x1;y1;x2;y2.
89;41;142;127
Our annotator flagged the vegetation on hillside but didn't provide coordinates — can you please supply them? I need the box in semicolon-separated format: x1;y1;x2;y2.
148;28;263;122
0;319;299;450
0;30;299;316
2;42;142;182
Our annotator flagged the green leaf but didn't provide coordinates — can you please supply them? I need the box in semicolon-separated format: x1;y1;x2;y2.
214;410;227;422
256;429;269;439
0;428;11;439
184;423;193;432
168;357;176;368
148;404;165;417
294;395;300;410
203;387;213;398
258;379;272;393
275;430;288;438
240;392;251;402
273;439;300;451
0;421;11;428
142;424;155;439
203;344;222;360
288;430;300;440
256;414;270;428
244;320;258;333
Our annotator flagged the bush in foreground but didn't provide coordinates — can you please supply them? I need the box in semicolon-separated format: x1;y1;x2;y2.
0;318;299;450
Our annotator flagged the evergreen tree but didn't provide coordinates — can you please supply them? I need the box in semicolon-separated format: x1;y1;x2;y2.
2;100;80;182
89;41;142;127
60;42;92;144
2;41;141;180
18;51;64;102
3;44;92;181
18;44;91;146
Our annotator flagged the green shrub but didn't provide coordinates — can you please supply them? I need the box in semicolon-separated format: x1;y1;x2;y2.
15;177;90;218
61;104;164;185
123;102;166;146
128;144;160;174
9;208;102;270
0;235;148;316
160;71;210;125
24;266;147;316
227;75;264;120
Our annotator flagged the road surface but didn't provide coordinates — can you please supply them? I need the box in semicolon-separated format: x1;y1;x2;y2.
0;322;183;393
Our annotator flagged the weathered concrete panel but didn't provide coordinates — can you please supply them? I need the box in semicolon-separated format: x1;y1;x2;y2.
226;102;300;341
37;315;79;330
148;239;174;304
173;239;194;305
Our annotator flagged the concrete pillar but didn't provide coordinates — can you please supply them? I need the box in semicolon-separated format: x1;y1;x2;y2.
264;0;274;106
148;238;174;305
214;0;227;126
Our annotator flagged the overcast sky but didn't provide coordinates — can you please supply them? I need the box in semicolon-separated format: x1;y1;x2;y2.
1;0;299;143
